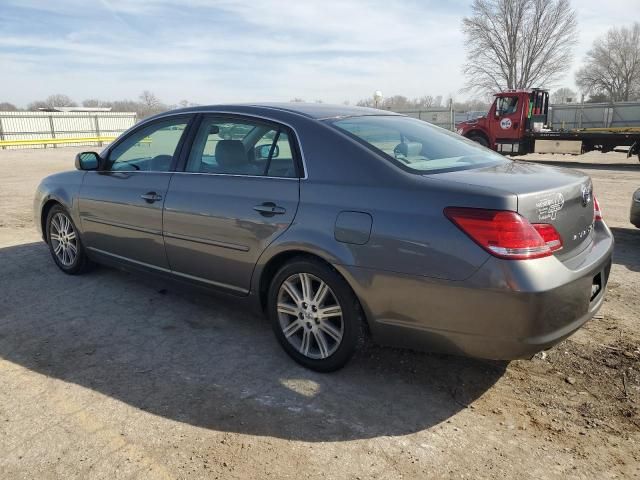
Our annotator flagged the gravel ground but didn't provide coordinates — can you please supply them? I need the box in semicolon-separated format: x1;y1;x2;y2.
0;147;638;479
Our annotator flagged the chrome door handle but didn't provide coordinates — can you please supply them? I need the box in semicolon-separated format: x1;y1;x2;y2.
141;192;163;203
253;202;286;216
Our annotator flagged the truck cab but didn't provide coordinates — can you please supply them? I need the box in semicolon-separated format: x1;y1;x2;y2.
456;89;549;155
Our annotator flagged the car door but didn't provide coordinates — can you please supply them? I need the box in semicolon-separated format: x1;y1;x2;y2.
162;115;301;293
490;95;524;145
79;116;192;269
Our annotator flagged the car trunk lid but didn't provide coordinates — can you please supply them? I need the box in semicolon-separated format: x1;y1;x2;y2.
431;161;595;258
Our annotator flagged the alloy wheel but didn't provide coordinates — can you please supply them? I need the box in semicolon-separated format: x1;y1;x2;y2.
50;212;78;267
277;272;344;360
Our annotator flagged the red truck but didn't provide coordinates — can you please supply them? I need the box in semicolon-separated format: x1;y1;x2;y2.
456;88;640;161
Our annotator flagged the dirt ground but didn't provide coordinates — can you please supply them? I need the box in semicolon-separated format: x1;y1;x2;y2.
0;147;638;479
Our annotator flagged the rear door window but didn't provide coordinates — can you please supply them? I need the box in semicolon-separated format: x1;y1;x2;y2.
254;130;296;177
186;117;298;178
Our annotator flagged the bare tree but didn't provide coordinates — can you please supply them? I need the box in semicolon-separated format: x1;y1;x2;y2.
137;91;166;117
585;93;610;103
82;98;111;108
111;100;141;113
453;98;492;112
45;94;77;108
575;23;640;102
415;95;444;108
414;95;435;108
462;0;578;94
383;95;411;109
356;98;374;107
139;91;161;109
27;94;77;110
27;100;48;111
551;87;576;103
356;95;460;110
0;102;18;111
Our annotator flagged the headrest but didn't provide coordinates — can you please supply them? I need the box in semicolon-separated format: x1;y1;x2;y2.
150;154;172;171
215;140;246;167
396;142;423;157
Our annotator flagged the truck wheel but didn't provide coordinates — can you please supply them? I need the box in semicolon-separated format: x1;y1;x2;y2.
469;135;489;148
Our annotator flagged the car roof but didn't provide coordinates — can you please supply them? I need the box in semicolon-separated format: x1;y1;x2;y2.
162;102;403;121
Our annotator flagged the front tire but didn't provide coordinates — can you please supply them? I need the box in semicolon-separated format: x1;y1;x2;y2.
267;258;363;372
46;205;92;275
469;134;489;148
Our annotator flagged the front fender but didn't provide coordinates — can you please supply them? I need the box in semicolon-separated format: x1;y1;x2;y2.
33;171;85;240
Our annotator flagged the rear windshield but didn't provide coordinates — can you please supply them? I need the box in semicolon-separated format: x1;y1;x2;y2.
330;115;509;173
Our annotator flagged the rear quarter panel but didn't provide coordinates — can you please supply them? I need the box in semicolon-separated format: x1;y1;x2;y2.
254;172;516;288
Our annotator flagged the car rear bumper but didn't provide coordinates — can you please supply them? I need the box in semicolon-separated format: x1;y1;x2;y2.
338;221;614;360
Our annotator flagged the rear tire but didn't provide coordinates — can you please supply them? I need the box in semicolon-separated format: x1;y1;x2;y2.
267;258;363;372
469;134;489;148
46;205;93;275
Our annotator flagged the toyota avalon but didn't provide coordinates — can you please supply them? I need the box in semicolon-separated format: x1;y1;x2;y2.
34;103;614;371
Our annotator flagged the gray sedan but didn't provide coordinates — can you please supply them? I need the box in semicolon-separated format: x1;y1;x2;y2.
34;103;614;371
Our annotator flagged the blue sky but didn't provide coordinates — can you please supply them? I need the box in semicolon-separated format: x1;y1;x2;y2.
0;0;637;106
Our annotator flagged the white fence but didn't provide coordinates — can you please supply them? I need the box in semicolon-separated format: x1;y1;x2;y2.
0;111;137;149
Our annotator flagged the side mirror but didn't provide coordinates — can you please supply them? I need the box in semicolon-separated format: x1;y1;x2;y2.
75;151;101;171
255;144;279;160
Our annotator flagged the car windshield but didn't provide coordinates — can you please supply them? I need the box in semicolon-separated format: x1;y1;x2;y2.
330;115;509;173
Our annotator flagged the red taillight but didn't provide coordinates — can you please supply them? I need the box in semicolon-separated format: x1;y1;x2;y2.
444;207;562;260
593;196;603;222
532;223;563;252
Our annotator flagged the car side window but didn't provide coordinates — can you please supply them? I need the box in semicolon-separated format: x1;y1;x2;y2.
108;119;188;172
254;130;296;177
186;118;297;177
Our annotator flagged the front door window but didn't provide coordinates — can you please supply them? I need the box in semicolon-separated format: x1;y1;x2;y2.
109;119;188;172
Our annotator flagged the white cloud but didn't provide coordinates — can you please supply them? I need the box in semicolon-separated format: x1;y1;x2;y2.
0;0;637;106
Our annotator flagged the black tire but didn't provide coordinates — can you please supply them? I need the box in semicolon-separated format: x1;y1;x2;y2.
267;258;364;372
469;134;489;148
45;205;93;275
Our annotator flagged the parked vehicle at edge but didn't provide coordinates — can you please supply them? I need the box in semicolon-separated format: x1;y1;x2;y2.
631;187;640;228
456;88;640;160
34;103;614;371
